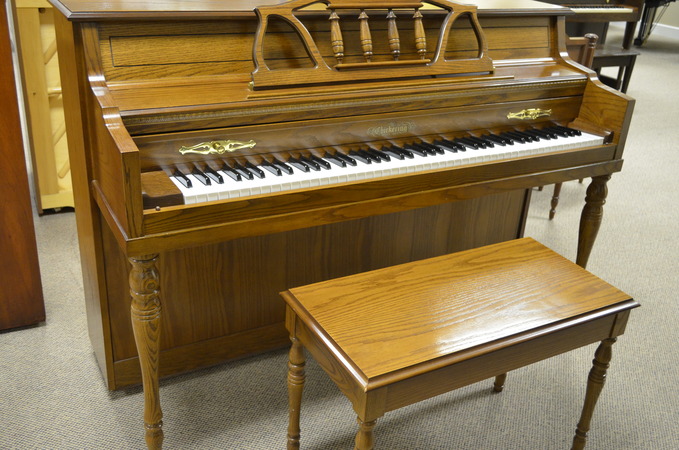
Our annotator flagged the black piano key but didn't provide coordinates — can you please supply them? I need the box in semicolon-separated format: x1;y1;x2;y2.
245;162;266;179
536;127;558;139
560;125;581;136
403;144;428;157
260;159;283;176
381;146;405;160
310;154;332;169
434;139;464;152
390;145;414;158
417;142;445;155
409;143;436;156
549;125;580;136
271;157;294;175
348;150;373;164
191;168;211;185
173;169;192;188
499;131;526;143
298;156;321;171
522;129;551;140
323;152;347;167
233;162;255;180
221;164;242;182
544;126;570;137
512;130;540;142
468;136;494;148
287;157;311;172
203;166;224;184
360;149;383;163
481;134;508;146
335;152;358;166
432;140;457;153
453;138;480;150
367;148;391;162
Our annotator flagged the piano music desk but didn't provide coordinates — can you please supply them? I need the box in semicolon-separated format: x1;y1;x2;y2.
282;238;638;449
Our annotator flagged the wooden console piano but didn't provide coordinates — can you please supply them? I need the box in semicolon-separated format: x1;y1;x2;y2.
49;0;633;447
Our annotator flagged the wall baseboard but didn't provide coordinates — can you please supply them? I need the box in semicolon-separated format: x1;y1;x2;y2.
610;22;679;43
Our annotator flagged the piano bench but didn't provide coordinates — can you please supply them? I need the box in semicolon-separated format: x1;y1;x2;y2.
281;238;637;450
593;44;640;93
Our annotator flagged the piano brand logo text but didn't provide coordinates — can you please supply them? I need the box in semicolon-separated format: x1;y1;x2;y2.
367;122;416;138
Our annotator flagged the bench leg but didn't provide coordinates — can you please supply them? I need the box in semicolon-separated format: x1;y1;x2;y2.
572;338;616;450
287;337;306;449
493;373;508;392
549;183;563;220
354;418;377;450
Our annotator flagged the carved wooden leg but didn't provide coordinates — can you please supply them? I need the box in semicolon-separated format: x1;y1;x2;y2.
576;175;611;268
571;338;616;450
354;418;377;450
287;336;306;449
129;254;163;449
549;182;563;220
493;373;507;392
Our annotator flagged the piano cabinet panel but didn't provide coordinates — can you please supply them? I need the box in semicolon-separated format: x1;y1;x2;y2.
96;15;553;84
96;189;530;389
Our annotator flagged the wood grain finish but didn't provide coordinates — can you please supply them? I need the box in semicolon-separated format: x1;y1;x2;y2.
129;254;163;449
0;0;45;330
282;238;638;448
49;0;634;447
103;192;530;376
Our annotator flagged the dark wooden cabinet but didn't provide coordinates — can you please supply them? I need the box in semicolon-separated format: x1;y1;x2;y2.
0;0;45;331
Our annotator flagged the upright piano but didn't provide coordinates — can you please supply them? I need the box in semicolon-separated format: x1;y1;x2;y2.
540;0;645;48
50;0;634;447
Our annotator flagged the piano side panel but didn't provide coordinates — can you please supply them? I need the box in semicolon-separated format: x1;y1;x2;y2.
576;78;635;158
99;190;530;389
54;12;117;384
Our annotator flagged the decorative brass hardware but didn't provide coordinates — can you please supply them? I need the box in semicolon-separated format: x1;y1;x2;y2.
179;140;256;155
507;108;552;120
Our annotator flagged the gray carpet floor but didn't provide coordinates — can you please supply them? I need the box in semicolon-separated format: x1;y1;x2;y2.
1;29;678;450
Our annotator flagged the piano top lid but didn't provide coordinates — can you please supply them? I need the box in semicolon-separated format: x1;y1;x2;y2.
49;0;572;20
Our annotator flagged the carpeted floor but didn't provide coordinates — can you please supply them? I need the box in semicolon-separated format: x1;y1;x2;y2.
1;27;677;450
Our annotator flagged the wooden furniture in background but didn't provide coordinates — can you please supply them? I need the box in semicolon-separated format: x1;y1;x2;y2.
591;45;639;93
15;0;73;213
50;0;634;446
541;0;644;49
0;0;45;330
282;238;638;449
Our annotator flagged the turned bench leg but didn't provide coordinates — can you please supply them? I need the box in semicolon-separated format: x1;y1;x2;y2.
572;338;616;450
287;337;306;449
493;373;508;392
354;418;377;450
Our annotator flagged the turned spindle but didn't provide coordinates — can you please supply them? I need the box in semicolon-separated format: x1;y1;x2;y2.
329;10;344;64
387;9;400;60
358;10;373;62
413;9;427;59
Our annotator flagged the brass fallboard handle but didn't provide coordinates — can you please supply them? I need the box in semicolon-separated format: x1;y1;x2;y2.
506;108;551;120
179;140;256;155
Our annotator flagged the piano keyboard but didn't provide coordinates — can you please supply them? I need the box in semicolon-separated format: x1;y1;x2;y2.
169;127;604;204
569;6;634;13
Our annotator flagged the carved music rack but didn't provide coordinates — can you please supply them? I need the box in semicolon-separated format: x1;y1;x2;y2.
251;0;494;89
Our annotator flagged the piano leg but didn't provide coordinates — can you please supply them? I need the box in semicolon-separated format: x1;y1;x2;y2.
576;175;611;269
622;21;636;50
129;254;164;449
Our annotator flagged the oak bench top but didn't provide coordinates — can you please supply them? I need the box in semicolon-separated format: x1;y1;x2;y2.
282;238;634;382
